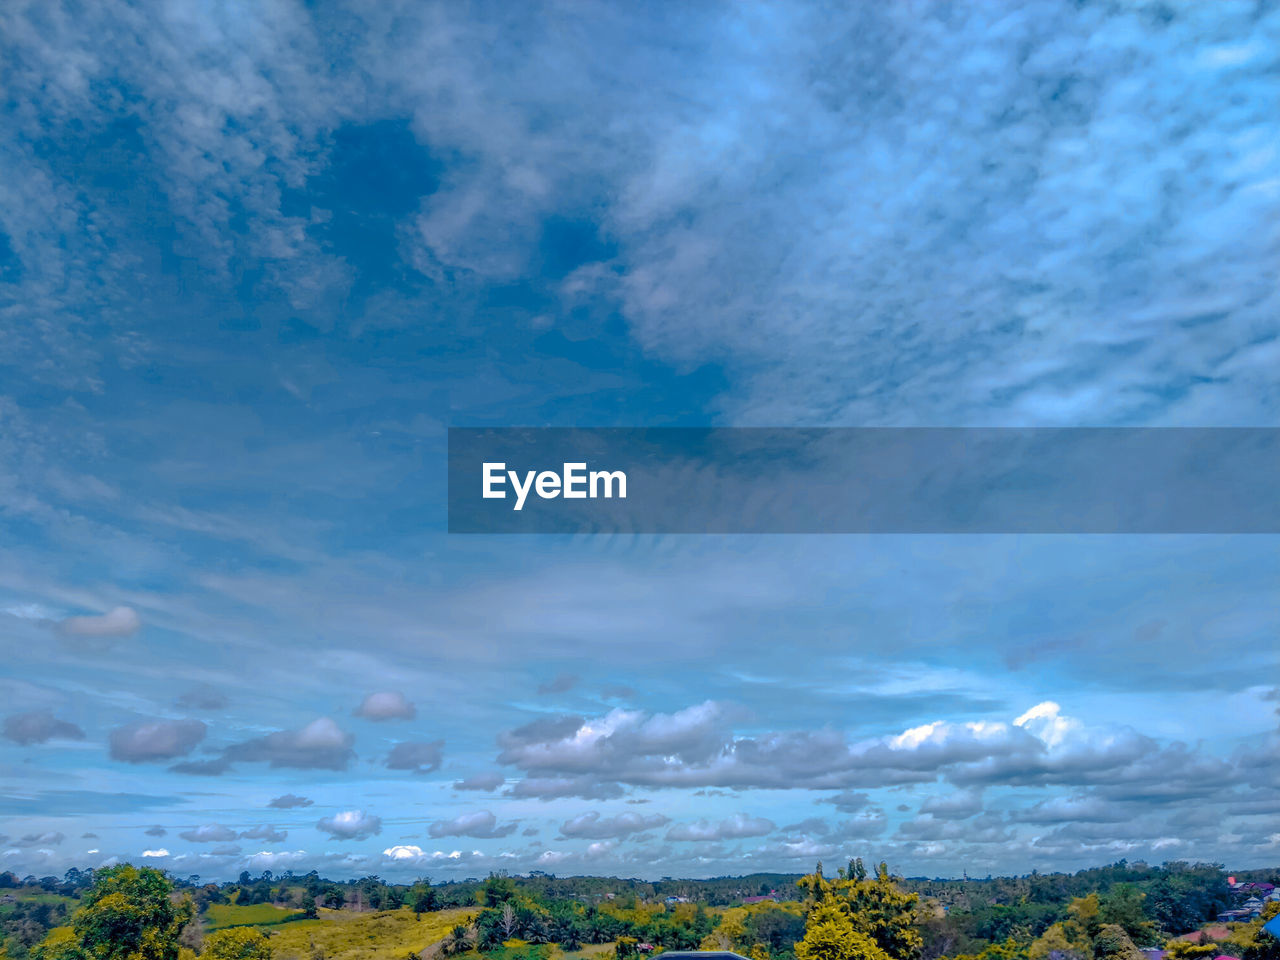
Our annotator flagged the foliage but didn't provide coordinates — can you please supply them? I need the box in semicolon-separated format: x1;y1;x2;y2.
201;928;272;960
797;861;922;960
795;901;892;960
71;866;194;960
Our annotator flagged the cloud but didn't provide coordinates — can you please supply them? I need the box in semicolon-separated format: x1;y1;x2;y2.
536;674;579;695
316;810;382;840
818;791;871;813
920;789;985;820
242;850;309;870
210;844;242;857
454;772;505;792
3;710;85;745
176;686;228;710
494;699;1212;801
268;793;313;809
427;810;518;839
141;848;169;858
559;811;670;840
665;813;775;842
222;717;355;771
15;832;66;847
504;777;626;801
354;691;416;721
57;606;140;638
178;824;238;843
239;824;288;843
109;719;207;763
144;826;167;837
386;740;444;774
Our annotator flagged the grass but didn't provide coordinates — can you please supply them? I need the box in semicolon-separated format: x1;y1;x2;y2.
264;906;477;960
204;901;305;931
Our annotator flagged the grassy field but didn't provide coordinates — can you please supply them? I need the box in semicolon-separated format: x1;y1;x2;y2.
264;906;477;960
203;901;306;931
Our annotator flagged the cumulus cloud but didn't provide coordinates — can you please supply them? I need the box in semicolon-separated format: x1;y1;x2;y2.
3;710;85;745
109;719;206;763
222;717;355;771
239;825;288;843
494;700;1211;801
58;606;140;638
141;848;169;858
560;811;670;839
386;740;444;773
666;813;775;842
454;772;505;792
428;810;518;839
179;824;238;843
316;810;382;840
242;850;309;870
354;691;416;721
268;794;313;809
144;826;167;837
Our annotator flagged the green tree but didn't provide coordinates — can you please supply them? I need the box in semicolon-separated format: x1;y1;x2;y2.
32;927;86;960
797;861;923;960
796;901;892;960
201;928;271;960
1092;924;1142;960
71;865;194;960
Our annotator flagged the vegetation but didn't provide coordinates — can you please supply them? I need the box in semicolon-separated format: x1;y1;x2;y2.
0;860;1275;960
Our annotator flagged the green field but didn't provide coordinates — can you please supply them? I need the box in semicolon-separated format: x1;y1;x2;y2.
263;906;476;960
203;901;305;931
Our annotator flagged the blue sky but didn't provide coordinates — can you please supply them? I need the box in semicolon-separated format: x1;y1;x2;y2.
1;0;1279;882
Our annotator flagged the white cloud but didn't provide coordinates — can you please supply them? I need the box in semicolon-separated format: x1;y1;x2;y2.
58;606;140;638
316;810;382;841
354;691;416;721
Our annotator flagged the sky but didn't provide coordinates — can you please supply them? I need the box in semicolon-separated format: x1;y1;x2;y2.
1;0;1279;883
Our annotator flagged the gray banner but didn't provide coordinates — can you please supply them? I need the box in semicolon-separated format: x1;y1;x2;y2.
447;428;1280;533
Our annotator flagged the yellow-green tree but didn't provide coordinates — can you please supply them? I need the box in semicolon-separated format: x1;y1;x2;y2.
32;927;86;960
47;866;194;960
200;928;271;960
796;861;922;960
796;902;892;960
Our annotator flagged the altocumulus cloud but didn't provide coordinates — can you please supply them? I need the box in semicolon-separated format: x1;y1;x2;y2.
559;811;670;840
178;824;238;843
428;811;518;839
354;691;416;721
239;825;287;843
3;711;85;745
386;740;444;774
109;719;206;763
665;813;776;842
317;810;382;840
454;772;505;792
268;794;313;809
221;717;355;771
57;606;140;638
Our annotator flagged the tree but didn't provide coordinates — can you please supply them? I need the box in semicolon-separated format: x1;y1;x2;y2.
1092;925;1142;960
796;862;922;960
796;901;893;960
201;928;272;960
412;886;438;919
300;893;318;920
71;865;194;960
33;927;87;960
